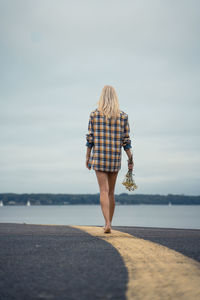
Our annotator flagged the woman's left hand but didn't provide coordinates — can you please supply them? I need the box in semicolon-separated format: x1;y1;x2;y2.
86;157;91;169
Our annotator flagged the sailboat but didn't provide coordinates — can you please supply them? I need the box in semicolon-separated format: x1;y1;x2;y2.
0;200;3;207
27;200;31;206
168;201;172;206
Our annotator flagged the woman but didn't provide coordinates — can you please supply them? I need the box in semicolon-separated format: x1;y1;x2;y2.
85;85;134;234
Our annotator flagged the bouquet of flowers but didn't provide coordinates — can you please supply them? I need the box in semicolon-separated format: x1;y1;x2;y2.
122;156;138;191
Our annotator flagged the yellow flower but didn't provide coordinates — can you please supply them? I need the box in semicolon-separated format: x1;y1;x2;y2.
122;170;138;191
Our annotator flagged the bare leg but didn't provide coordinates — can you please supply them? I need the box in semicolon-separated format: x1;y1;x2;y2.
107;171;119;225
95;170;111;230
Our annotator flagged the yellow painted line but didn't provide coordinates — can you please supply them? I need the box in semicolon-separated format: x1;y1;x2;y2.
71;225;200;300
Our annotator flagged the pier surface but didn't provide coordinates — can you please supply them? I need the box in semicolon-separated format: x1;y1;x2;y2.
0;223;200;300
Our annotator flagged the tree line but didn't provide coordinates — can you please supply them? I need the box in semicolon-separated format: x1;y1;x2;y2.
0;193;200;205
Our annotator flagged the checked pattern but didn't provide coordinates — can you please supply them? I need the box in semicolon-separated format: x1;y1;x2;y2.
86;108;132;172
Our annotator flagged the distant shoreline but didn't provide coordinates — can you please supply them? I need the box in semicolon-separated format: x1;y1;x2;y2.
0;193;200;206
1;203;200;206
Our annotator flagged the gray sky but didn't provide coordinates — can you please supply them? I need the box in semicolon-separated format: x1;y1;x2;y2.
0;0;199;195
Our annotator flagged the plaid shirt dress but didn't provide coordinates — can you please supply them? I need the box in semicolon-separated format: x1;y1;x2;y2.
85;108;132;172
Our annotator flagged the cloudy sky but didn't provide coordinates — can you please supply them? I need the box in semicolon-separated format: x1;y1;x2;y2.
0;0;199;195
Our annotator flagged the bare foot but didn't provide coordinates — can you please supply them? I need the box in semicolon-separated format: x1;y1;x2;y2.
104;224;111;234
102;224;111;230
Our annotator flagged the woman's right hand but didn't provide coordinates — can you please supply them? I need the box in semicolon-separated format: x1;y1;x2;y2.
128;161;134;170
128;157;134;170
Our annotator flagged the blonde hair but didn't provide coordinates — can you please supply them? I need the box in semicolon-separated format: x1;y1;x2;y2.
97;85;120;122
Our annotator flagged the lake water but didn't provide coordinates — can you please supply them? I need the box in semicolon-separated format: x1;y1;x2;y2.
0;205;200;229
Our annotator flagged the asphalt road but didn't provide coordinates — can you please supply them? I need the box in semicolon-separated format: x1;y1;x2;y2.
0;223;127;300
114;225;200;262
0;223;199;300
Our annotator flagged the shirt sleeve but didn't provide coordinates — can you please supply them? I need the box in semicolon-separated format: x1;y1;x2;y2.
85;112;94;148
122;115;132;150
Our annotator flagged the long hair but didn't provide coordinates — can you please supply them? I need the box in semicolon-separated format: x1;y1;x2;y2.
97;85;120;122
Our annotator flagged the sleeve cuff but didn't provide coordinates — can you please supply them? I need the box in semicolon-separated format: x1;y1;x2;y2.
86;141;94;148
123;144;132;150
